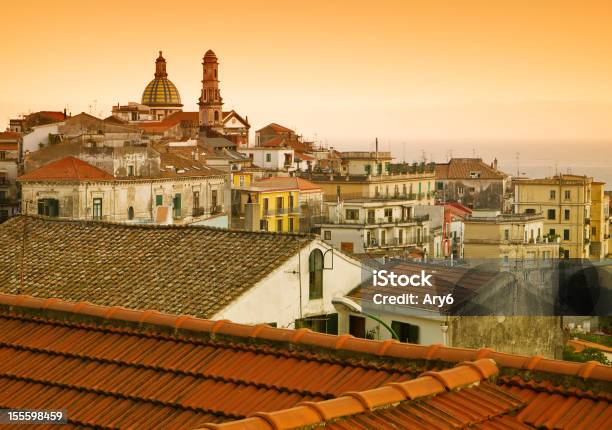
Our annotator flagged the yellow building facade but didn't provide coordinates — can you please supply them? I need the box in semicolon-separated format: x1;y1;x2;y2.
236;188;300;233
513;175;593;259
590;182;610;259
463;214;559;260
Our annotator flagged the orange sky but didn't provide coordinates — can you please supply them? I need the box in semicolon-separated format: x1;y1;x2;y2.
1;0;612;143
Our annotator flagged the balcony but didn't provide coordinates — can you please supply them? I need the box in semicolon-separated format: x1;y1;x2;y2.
210;205;223;215
263;209;274;217
319;214;429;226
276;207;288;215
289;206;300;214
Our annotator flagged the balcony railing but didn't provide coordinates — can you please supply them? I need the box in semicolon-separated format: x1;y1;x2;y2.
192;207;205;217
210;205;223;215
318;214;429;226
289;206;300;214
276;207;288;215
263;209;274;217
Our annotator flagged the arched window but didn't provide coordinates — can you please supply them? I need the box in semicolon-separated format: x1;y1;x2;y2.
214;110;219;122
128;206;134;220
309;249;324;299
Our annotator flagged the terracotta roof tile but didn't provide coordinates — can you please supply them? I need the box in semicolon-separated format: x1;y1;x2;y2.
436;158;508;180
0;294;610;429
252;177;322;193
17;156;114;181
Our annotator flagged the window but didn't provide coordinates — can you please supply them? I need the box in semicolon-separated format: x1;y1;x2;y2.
365;164;371;174
173;193;181;218
276;219;283;231
592;226;596;236
381;230;387;245
564;209;570;220
323;230;331;240
563;229;570;241
525;208;536;215
399;229;404;244
391;321;419;343
92;198;102;220
549;228;556;236
504;229;509;240
547;209;556;220
384;208;393;222
457;186;464;196
289;218;295;232
155;195;163;206
239;175;245;187
265;153;272;162
550;190;556;200
276;196;283;210
564;190;571;200
211;190;218;210
193;191;200;211
37;198;59;217
260;219;268;231
127;165;134;177
469;171;481;179
289;194;294;209
0;152;5;160
263;198;269;214
349;315;366;338
346;209;359;220
128;206;134;220
309;249;324;299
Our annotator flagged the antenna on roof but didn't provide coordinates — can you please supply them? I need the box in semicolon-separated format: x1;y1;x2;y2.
515;152;520;178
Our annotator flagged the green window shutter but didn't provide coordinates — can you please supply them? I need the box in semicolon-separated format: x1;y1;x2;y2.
37;200;45;215
408;324;419;344
156;195;163;206
50;199;59;217
326;313;338;335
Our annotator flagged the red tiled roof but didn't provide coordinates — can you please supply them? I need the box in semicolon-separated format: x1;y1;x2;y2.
253;177;322;193
257;123;294;133
17;156;114;181
0;293;610;430
138;111;199;133
36;111;67;122
0;131;21;141
436;158;508;180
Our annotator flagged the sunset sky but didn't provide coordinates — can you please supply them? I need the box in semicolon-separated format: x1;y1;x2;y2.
2;0;612;146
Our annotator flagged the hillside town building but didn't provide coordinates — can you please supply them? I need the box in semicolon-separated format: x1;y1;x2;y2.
435;157;510;211
513;175;595;259
0;132;20;222
0;216;364;330
318;199;431;255
19;156;229;226
463;212;560;260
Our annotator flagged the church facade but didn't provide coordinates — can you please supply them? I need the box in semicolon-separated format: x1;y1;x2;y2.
112;50;250;146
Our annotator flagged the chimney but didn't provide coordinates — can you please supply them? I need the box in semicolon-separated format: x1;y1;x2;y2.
375;137;378;160
63;108;67;119
493;158;498;170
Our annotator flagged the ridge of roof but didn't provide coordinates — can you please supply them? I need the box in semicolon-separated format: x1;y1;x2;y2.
17;156;114;181
199;359;502;430
2;214;315;239
0;291;609;388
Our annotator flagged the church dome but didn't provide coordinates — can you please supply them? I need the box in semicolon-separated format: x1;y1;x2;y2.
141;51;183;107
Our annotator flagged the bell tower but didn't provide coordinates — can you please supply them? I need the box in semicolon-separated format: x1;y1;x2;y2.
198;49;224;132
